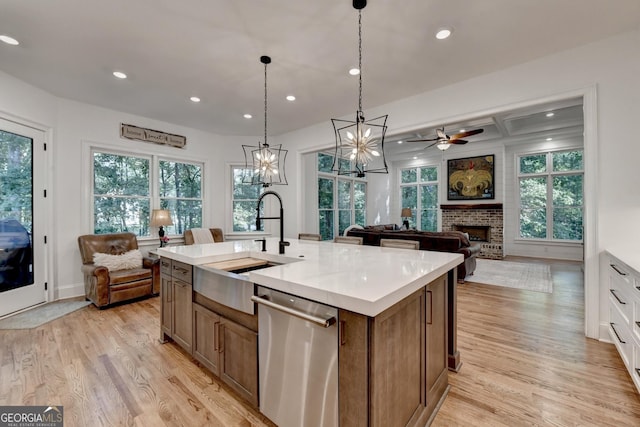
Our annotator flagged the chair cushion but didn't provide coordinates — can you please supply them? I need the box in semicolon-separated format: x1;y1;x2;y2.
93;249;143;271
109;267;152;285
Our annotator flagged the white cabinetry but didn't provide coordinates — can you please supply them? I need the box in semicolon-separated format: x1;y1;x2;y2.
606;251;640;393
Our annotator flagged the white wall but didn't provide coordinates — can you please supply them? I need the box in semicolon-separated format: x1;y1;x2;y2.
0;76;258;298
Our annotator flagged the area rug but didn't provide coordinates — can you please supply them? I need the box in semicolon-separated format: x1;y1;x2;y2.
468;259;553;293
0;300;91;329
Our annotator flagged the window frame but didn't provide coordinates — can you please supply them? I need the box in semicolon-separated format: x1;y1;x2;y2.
229;164;265;233
399;165;440;231
317;152;367;240
517;148;584;242
89;145;204;239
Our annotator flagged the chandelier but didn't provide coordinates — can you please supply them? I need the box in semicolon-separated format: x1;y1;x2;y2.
243;56;288;187
331;0;388;178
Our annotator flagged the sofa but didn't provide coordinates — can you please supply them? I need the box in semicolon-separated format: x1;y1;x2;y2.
346;225;481;282
77;232;160;308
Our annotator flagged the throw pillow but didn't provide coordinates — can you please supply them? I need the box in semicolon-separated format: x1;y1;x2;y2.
93;249;143;271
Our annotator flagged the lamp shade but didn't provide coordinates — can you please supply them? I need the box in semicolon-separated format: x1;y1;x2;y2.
150;209;173;227
401;208;412;218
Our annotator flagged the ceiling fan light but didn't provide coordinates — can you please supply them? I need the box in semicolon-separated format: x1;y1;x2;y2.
437;143;450;151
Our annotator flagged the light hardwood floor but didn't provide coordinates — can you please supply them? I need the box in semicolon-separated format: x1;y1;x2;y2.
1;258;639;426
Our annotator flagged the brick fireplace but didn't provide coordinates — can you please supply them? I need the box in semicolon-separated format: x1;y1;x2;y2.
441;203;503;259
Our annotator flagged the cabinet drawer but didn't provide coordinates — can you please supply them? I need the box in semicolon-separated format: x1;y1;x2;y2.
610;306;632;367
633;338;640;392
172;260;193;283
610;266;633;327
160;257;172;275
633;299;640;343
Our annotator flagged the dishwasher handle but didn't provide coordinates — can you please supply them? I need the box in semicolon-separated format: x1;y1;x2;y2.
251;295;336;328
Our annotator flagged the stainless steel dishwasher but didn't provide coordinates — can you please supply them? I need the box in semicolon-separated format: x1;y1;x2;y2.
251;286;338;427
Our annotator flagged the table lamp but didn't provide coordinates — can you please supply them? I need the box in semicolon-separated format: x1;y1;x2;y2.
401;207;412;230
150;209;173;247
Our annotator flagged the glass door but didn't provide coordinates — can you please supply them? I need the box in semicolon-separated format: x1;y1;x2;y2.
0;118;46;317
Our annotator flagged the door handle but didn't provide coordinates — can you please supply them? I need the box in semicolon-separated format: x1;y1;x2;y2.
251;295;336;328
426;290;433;325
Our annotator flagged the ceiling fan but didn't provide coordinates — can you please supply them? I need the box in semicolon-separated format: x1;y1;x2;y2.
407;127;484;150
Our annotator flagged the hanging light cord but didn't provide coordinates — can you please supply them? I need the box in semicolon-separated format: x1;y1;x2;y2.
358;9;363;118
264;61;268;146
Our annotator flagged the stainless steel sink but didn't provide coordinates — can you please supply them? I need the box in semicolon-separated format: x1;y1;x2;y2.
193;260;279;315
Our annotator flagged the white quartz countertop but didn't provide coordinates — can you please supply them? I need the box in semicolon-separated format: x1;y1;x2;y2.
605;248;640;274
157;238;463;317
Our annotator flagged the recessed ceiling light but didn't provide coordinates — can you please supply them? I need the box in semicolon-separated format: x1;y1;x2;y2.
113;71;127;79
286;95;296;101
349;68;360;76
190;96;201;103
397;140;403;144
0;35;19;45
413;156;418;160
546;112;555;117
459;129;466;133
435;28;452;40
546;137;553;141
243;114;252;119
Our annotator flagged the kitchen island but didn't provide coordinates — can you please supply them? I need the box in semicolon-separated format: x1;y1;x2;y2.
158;238;463;427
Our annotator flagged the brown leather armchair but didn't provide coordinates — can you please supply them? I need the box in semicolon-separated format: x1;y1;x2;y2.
77;232;160;308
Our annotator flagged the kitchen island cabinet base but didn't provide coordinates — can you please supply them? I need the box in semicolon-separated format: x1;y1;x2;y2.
338;274;450;427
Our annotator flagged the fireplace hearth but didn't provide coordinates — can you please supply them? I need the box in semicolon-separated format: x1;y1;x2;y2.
441;204;503;259
453;225;491;242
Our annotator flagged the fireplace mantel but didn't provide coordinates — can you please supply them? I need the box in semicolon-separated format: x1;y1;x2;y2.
440;203;503;210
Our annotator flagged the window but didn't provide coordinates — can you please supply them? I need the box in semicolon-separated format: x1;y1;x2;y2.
400;166;439;231
92;150;203;236
518;149;583;241
317;153;366;240
159;160;202;234
231;166;264;232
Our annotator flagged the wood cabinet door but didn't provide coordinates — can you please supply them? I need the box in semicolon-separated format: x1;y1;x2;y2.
172;279;193;353
219;317;258;407
160;274;172;342
370;289;425;427
425;275;448;414
193;303;221;375
338;309;369;427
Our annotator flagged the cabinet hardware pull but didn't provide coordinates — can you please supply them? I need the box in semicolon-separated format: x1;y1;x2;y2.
213;322;219;352
610;264;628;276
251;295;336;328
174;266;189;274
610;289;626;305
426;290;433;325
339;321;346;346
218;324;224;353
610;323;626;344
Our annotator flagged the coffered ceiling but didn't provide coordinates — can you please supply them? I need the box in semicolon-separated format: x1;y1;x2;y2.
384;98;584;161
0;0;638;140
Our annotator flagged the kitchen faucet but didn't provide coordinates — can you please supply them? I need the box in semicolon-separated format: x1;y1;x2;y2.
255;190;289;254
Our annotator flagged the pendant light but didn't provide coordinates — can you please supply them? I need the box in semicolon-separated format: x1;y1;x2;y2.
331;0;388;178
243;56;288;187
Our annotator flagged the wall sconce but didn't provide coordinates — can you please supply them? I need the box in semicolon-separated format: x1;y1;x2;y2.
150;209;173;247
